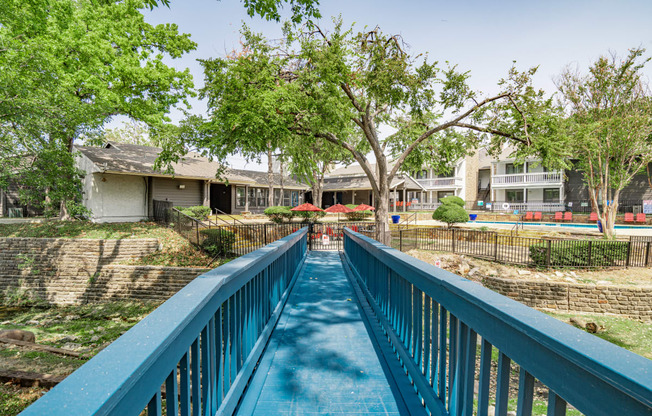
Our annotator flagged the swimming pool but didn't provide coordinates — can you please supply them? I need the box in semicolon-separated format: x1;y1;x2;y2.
473;220;652;230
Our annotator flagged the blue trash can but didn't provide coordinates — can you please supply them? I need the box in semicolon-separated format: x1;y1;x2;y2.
391;215;401;224
469;214;478;221
597;220;603;233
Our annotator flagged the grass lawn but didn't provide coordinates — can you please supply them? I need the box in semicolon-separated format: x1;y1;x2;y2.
0;301;161;414
0;221;215;268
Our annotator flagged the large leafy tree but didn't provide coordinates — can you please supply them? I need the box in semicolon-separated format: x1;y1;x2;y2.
196;20;555;243
1;0;197;218
555;48;652;238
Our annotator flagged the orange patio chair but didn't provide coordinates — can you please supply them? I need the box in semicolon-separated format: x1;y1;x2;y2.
351;225;359;232
589;212;598;222
534;212;542;221
636;213;646;223
624;213;634;223
525;211;533;221
563;212;572;222
554;212;563;221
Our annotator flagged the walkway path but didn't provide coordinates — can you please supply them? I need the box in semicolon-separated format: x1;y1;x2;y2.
237;251;404;416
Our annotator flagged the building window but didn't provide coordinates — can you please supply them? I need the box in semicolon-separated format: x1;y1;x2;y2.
505;163;524;175
543;188;560;203
506;190;524;203
256;188;268;207
236;187;246;208
437;191;454;202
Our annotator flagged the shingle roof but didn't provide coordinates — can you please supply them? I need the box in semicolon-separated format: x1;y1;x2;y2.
322;174;423;191
76;142;305;188
327;161;398;177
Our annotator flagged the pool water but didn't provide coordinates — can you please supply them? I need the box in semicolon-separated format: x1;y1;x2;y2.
474;220;651;230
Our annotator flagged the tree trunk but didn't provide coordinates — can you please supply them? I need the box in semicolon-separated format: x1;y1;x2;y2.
59;137;75;221
267;143;274;207
279;160;285;205
374;180;391;245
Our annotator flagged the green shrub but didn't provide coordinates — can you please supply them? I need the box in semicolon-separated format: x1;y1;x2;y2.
432;203;469;228
440;195;465;207
264;206;295;224
180;206;212;221
529;240;628;267
344;204;373;221
294;210;326;222
200;228;236;257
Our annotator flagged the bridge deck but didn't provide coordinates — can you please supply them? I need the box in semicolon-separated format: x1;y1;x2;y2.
237;251;404;416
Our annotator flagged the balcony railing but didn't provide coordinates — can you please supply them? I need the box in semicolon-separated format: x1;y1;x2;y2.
492;172;562;186
416;177;463;189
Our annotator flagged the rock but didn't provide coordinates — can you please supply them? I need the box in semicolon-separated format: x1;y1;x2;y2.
95;326;105;332
58;335;79;343
64;315;80;321
90;335;100;342
507;412;516;416
597;280;612;285
0;329;36;343
468;267;480;277
487;270;498;276
554;271;564;277
564;277;577;283
1;321;12;325
62;343;82;350
25;320;40;326
487;405;495;416
88;330;95;335
517;270;531;275
569;271;578;278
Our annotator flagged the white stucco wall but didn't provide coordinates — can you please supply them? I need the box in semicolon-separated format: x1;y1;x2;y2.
77;154;148;222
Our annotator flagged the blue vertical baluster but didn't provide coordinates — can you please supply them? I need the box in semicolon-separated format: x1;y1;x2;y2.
215;307;223;409
415;288;423;369
448;314;458;408
200;325;211;416
209;315;217;415
223;298;232;393
179;352;190;416
147;391;162;416
411;285;418;360
547;390;567;416
477;339;493;416
495;353;511;416
451;321;468;415
462;328;477;416
230;293;237;382
423;296;431;379
166;367;178;416
438;306;447;404
516;367;535;416
191;338;200;416
431;301;439;388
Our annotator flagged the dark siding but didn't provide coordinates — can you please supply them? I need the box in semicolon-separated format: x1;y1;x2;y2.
565;163;652;203
0;181;42;217
151;177;202;208
564;168;590;202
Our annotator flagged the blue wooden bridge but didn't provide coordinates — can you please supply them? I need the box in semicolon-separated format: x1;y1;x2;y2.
21;228;652;416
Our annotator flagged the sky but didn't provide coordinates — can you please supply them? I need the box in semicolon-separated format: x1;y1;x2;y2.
134;0;652;170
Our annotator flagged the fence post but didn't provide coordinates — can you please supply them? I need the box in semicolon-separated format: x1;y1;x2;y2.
494;232;498;261
308;223;313;251
546;240;552;269
400;230;403;251
264;224;268;246
451;229;456;253
196;221;199;246
625;241;632;268
587;240;593;267
646;241;651;267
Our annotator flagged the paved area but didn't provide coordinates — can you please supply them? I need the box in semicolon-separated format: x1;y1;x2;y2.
237;251;402;416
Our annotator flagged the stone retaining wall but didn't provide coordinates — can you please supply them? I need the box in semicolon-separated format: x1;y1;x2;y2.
483;276;652;321
0;238;208;305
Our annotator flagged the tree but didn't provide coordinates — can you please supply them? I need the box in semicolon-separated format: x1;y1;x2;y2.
1;0;197;218
196;20;553;243
555;48;652;238
432;198;469;228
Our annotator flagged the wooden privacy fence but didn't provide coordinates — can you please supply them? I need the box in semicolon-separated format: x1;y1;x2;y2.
393;228;652;268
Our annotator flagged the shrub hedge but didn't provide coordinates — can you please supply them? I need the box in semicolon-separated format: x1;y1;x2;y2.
344;204;372;221
179;206;212;221
529;240;628;267
200;228;236;257
264;206;295;224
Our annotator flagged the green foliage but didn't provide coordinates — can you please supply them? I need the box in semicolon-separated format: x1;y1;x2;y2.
432;203;469;228
264;206;295;223
440;195;465;207
179;206;212;221
200;228;236;257
294;210;325;222
343;204;372;221
529;241;628;268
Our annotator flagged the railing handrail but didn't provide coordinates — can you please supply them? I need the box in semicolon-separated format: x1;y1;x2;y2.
343;228;652;415
214;207;246;226
22;227;309;416
415;177;463;187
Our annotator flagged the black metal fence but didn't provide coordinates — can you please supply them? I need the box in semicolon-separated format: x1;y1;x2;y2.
152;200;173;222
308;223;376;251
392;228;652;268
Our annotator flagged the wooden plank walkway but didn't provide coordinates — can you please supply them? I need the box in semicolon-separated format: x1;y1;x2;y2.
237;251;407;415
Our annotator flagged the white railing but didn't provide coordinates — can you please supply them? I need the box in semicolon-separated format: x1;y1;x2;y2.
488;202;565;212
491;172;562;186
415;177;463;189
408;202;442;211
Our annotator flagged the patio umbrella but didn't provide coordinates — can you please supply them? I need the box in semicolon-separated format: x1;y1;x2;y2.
290;203;324;212
324;203;353;222
353;204;375;211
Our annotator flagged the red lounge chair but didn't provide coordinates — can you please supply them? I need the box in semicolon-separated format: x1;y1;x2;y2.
589;212;598;222
525;211;533;221
351;225;359;232
534;212;542;221
636;213;646;223
624;213;634;223
563;212;572;222
554;212;563;221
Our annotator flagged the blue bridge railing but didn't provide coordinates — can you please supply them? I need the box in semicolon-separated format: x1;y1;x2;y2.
21;227;308;416
343;228;652;416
